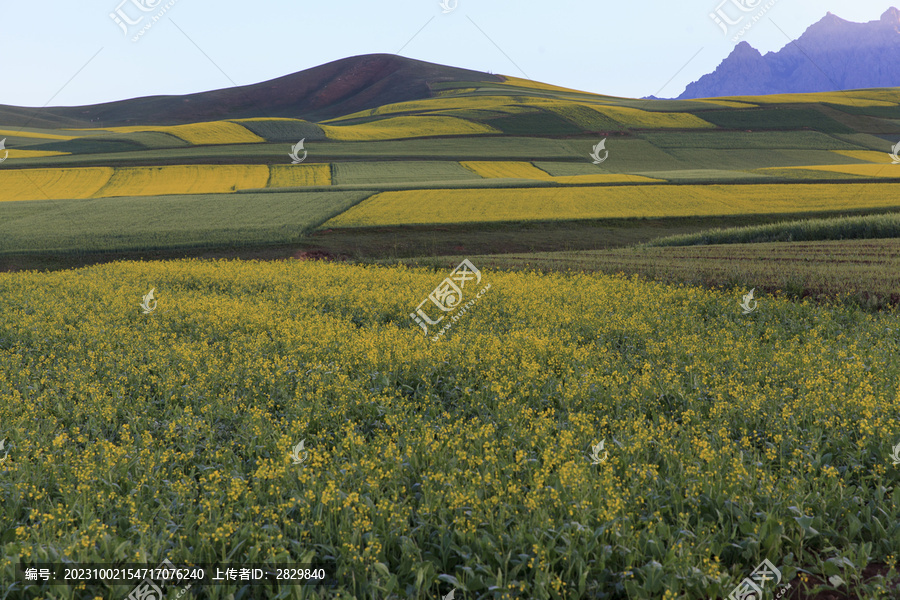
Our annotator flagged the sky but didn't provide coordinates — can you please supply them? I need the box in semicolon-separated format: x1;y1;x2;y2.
0;0;894;108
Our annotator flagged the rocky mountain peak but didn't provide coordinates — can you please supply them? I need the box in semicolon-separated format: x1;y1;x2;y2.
678;8;900;98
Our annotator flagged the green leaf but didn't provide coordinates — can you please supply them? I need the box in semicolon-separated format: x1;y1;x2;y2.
793;515;820;537
823;560;840;576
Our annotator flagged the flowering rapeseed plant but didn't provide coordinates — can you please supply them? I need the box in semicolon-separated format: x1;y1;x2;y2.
0;259;898;598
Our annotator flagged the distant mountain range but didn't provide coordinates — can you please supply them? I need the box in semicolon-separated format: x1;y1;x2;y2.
0;54;501;128
678;7;900;98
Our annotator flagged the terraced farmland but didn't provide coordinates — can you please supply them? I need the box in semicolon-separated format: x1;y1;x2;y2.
1;70;898;281
87;120;267;145
319;116;500;140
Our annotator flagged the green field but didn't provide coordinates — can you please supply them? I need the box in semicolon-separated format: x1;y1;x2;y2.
0;191;371;255
331;161;478;185
646;212;900;247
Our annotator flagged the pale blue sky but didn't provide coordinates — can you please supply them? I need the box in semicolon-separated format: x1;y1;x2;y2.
0;0;893;108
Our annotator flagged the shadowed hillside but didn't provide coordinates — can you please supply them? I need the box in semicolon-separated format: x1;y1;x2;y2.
0;54;503;128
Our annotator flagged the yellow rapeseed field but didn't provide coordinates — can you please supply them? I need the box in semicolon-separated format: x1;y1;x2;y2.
325;96;542;122
0;167;114;201
0;128;76;140
94;165;270;197
1;258;898;597
267;164;332;187
84;121;266;145
587;105;715;129
319;116;500;140
688;99;759;108
433;87;479;96
460;161;662;184
831;150;896;163
324;183;900;227
461;161;558;180
499;75;592;93
769;164;900;178
717;92;897;107
1;165;333;201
